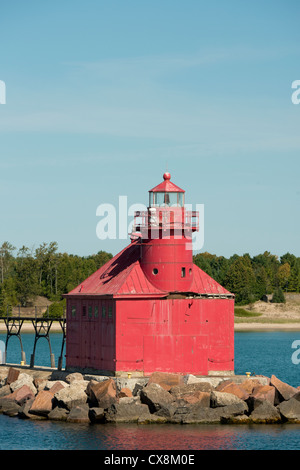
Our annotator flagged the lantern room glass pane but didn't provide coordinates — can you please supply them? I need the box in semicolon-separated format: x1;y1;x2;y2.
149;192;184;207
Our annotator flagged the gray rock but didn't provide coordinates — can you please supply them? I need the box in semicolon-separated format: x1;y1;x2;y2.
211;391;246;408
115;377;148;394
2;400;21;417
249;400;281;423
0;384;11;398
65;372;84;384
181;407;222;424
278;398;300;422
45;380;68;391
54;384;88;410
105;402;151;423
140;383;174;415
218;402;248;418
18;398;35;419
140;383;175;417
67;404;90;423
48;406;69;421
170;382;212;400
10;373;37;396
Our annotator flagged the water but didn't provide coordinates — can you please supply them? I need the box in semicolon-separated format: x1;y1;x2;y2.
1;331;300;450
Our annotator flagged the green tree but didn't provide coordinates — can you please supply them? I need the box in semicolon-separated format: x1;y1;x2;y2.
15;248;39;306
223;256;257;305
0;241;16;283
271;287;286;303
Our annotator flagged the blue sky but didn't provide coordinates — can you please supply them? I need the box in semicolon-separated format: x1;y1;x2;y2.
0;0;300;258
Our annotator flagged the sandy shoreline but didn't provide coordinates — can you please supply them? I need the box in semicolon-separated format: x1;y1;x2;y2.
234;322;300;331
0;321;63;334
1;320;300;334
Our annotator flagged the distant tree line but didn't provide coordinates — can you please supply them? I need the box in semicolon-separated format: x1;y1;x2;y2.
194;251;300;305
0;241;299;314
0;241;112;315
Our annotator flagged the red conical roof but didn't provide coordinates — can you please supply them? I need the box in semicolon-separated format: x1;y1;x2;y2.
65;241;233;298
149;172;185;193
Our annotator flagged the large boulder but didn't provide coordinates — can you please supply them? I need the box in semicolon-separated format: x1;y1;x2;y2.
1;384;35;406
54;384;88;410
247;385;275;410
277;397;300;422
249;400;281;423
180;406;222;424
47;381;67;395
104;401;151;423
170;382;212;400
18;399;36;419
140;383;174;416
215;382;250;401
211;391;248;409
239;378;262;394
147;372;184;391
5;367;20;385
10;373;37;396
29;390;55;417
67;404;90;423
87;378;118;409
0;384;11;398
1;400;21;417
65;372;84;384
48;406;69;421
270;375;298;403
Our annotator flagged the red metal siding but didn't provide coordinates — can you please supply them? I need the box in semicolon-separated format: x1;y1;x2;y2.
66;298;115;372
115;297;234;376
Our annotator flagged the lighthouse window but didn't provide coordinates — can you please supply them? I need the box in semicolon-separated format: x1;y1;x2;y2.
152;192;184;207
102;306;106;318
71;306;76;318
94;306;99;318
153;268;158;275
181;267;186;278
82;306;86;317
88;306;92;318
108;305;113;318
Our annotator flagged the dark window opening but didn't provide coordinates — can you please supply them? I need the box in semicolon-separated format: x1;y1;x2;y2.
181;267;186;278
82;306;86;317
153;268;158;275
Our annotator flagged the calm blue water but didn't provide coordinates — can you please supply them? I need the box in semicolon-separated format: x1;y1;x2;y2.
1;331;300;450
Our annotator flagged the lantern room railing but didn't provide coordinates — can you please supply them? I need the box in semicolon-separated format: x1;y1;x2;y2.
132;209;199;233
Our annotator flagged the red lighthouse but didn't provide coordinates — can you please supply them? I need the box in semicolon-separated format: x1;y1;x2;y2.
65;173;235;376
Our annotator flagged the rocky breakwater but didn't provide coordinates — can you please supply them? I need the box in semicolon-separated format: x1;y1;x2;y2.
1;368;300;424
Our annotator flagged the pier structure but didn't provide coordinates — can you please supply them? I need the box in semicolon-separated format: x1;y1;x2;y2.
0;305;66;370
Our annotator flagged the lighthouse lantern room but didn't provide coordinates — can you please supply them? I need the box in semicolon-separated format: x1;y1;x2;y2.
65;173;235;376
